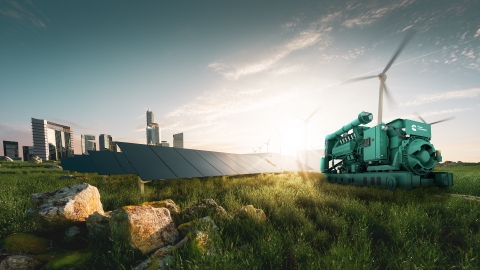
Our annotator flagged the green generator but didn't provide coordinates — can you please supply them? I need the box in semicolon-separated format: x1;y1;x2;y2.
320;112;453;190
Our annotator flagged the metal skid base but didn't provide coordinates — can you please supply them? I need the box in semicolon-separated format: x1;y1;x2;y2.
324;171;453;190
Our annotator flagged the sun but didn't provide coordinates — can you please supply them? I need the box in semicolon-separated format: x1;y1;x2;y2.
277;119;305;157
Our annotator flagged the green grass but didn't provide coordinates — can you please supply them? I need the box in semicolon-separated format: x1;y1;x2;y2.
1;161;480;269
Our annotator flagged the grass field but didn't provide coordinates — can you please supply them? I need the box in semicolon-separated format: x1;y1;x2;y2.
1;161;480;269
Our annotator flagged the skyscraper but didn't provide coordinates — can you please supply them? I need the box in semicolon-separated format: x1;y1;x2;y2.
146;108;154;126
31;118;74;161
146;123;160;145
146;108;160;145
99;134;115;151
3;141;19;158
173;133;184;148
22;146;34;161
81;134;96;154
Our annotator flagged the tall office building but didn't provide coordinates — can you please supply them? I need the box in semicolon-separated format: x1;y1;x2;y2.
173;133;184;148
99;134;116;151
146;108;154;126
22;146;34;161
146;123;160;145
81;134;96;154
31;118;74;161
3;141;19;158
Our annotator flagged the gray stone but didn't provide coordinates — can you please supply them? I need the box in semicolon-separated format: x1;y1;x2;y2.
110;205;179;254
0;255;41;270
27;183;104;230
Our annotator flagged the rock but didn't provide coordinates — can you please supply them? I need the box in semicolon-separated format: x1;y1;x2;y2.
4;233;50;255
147;255;174;270
183;199;229;220
178;216;220;255
42;251;91;270
233;205;267;223
178;216;219;237
63;226;81;242
0;255;41;270
29;156;42;164
110;205;179;254
86;211;111;239
139;199;181;216
27;183;104;231
0;156;14;162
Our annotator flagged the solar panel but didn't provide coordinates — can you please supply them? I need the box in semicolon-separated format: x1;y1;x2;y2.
116;142;177;180
113;152;137;174
87;151;125;175
227;153;262;174
194;150;237;175
175;148;222;177
74;155;97;173
211;152;250;175
60;157;79;172
250;155;283;173
150;146;203;178
239;154;275;173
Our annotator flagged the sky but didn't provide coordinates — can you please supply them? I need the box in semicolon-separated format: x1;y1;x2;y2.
0;0;479;163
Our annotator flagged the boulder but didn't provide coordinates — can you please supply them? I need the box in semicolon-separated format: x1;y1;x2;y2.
178;216;220;255
0;255;41;270
233;205;267;223
0;156;14;162
110;205;179;254
27;183;104;230
29;156;42;164
139;199;181;216
86;211;111;239
183;199;229;220
4;233;50;255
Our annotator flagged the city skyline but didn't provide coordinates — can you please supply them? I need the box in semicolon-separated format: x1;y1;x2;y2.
0;1;479;162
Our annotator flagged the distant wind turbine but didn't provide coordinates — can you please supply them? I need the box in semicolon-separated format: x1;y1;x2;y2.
263;138;271;153
294;106;321;166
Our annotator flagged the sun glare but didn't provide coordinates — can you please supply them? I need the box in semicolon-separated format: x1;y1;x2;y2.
278;119;305;156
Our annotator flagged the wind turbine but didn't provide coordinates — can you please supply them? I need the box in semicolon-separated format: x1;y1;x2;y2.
252;147;257;153
346;30;415;125
256;144;263;153
294;106;322;167
415;112;455;125
263;138;271;153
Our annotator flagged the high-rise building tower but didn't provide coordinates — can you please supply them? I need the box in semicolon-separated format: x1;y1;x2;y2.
146;123;160;145
146;108;154;126
22;146;34;161
3;141;19;158
173;133;184;148
99;134;115;151
81;134;96;154
31;118;74;161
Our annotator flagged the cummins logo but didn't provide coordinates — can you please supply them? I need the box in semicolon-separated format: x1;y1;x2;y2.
412;124;427;132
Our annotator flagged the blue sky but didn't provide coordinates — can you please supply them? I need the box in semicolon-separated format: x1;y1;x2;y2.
0;0;479;162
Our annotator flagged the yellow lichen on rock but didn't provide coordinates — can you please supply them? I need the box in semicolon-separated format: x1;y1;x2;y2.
4;233;50;255
233;205;267;223
139;199;181;215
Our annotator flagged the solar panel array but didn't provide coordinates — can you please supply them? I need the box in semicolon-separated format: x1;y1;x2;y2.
60;142;312;180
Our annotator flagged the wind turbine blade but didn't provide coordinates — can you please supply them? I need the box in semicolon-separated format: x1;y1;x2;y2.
414;112;427;123
276;128;281;136
293;113;306;122
306;106;322;122
382;82;397;110
343;75;378;84
430;116;455;125
382;29;415;74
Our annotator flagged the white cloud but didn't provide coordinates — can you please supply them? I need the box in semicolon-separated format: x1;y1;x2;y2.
401;88;480;106
207;12;341;80
208;30;322;80
342;0;414;28
0;0;49;30
269;64;306;76
474;29;480;38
